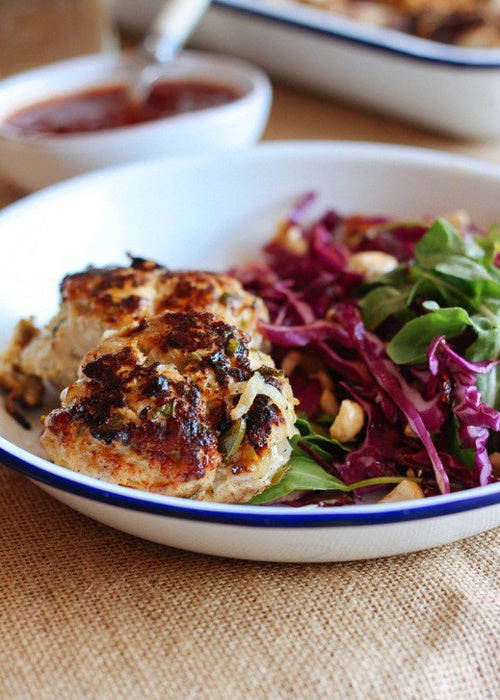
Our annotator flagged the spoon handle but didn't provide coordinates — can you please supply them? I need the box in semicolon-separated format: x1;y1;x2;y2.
143;0;212;64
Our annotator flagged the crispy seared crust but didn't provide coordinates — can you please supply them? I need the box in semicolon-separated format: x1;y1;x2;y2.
60;263;158;327
155;269;269;348
60;262;269;339
41;312;295;503
6;261;269;394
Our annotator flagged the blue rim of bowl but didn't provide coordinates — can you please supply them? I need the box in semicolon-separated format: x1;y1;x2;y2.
212;0;500;68
2;443;499;527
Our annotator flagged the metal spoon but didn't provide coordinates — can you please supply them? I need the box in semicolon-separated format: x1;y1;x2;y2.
128;0;212;105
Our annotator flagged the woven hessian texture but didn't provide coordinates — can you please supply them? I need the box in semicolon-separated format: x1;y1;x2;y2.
1;465;499;700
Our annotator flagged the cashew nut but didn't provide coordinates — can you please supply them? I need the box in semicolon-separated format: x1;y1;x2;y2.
273;222;308;255
404;423;418;438
490;452;500;478
329;399;364;442
347;251;398;281
378;479;425;504
442;209;470;231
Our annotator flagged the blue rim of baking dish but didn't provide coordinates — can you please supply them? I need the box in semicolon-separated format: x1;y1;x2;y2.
212;0;500;68
2;442;499;527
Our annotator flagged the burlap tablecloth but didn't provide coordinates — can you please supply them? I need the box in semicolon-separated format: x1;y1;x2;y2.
1;463;498;700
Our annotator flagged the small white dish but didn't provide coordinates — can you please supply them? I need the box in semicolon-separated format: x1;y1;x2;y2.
0;141;499;562
0;49;272;192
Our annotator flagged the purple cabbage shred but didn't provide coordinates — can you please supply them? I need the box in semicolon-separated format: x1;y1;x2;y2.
230;196;499;502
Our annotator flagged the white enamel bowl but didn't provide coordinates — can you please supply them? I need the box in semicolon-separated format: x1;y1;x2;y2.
0;50;272;192
0;142;499;562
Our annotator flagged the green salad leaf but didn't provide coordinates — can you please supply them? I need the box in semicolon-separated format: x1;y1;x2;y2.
358;285;413;331
414;218;486;266
250;417;421;504
411;219;500;322
250;447;345;504
387;306;475;365
293;415;349;456
358;219;500;408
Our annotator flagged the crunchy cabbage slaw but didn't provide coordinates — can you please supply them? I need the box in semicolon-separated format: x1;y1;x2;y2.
231;196;500;506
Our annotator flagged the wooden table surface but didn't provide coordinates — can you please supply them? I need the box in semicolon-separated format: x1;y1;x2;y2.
263;83;500;162
1;81;500;210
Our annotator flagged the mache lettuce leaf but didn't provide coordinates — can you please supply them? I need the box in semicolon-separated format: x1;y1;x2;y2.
359;220;500;410
387;305;475;365
250;417;420;504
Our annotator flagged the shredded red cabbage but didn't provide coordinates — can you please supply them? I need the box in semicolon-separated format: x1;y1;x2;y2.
428;336;500;486
230;195;499;503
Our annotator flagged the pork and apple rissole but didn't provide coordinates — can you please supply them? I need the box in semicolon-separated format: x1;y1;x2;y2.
0;259;270;403
40;311;297;503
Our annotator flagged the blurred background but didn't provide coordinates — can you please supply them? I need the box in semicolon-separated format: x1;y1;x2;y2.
0;0;119;78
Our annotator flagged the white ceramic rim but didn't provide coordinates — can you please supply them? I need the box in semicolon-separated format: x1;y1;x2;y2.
213;0;500;67
0;140;499;527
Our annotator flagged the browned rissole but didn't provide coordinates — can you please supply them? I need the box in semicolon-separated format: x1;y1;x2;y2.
41;311;296;503
0;260;270;411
